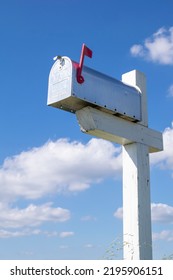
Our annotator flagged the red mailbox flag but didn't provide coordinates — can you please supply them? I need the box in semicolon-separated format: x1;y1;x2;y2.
77;44;93;84
82;44;92;59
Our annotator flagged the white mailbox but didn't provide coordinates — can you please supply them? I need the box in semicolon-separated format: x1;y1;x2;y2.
47;55;142;122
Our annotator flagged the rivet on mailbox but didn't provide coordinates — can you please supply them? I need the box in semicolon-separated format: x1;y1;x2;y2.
47;44;141;122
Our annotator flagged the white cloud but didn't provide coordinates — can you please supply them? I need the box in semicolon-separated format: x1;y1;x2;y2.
0;138;121;202
44;231;59;237
150;122;173;173
113;207;123;219
130;26;173;64
130;44;144;57
0;202;70;229
151;203;173;223
59;231;74;238
59;245;69;249
81;215;97;222
168;84;173;97
152;230;173;241
0;229;41;238
84;244;95;248
0;138;121;238
114;203;173;224
0;228;75;239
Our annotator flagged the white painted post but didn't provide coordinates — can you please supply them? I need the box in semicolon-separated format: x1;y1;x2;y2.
122;70;152;259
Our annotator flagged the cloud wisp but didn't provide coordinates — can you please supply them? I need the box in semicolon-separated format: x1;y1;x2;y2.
130;26;173;65
0;202;70;229
152;230;173;242
0;228;74;239
168;84;173;97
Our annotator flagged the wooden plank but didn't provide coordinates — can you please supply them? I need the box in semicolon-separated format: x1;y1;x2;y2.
76;106;163;153
122;70;152;260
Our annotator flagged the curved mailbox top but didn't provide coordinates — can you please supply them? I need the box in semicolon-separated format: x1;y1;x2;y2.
47;56;141;122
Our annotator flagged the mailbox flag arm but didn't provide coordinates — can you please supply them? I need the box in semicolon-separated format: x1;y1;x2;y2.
77;44;93;84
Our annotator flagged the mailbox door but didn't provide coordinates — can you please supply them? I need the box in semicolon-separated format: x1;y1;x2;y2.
47;57;72;107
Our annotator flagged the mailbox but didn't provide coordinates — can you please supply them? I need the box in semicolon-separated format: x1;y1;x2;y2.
47;54;142;122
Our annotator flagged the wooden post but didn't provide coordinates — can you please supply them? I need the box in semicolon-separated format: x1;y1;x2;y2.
122;70;152;259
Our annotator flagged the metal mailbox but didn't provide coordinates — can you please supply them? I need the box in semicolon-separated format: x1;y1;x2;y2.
47;56;142;122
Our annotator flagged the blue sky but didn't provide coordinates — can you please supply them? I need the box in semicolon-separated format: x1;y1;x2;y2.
0;0;173;260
